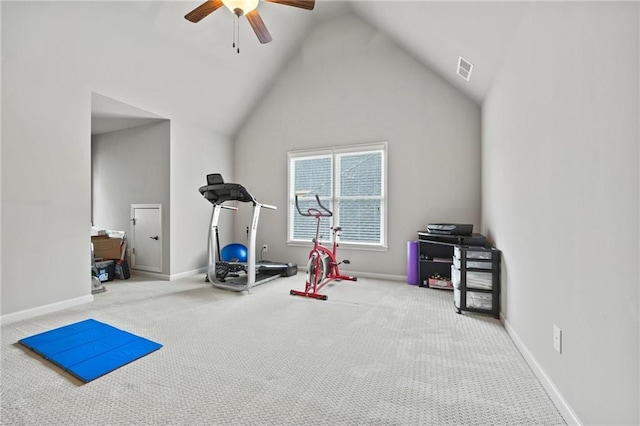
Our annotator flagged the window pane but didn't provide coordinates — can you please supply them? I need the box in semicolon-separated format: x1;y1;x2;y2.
294;157;332;196
289;143;386;246
339;152;382;197
293;197;333;241
339;199;382;244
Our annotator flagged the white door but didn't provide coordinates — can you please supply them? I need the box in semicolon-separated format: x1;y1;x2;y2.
131;204;162;272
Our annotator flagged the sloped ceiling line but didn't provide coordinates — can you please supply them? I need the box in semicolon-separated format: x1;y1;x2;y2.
92;1;528;135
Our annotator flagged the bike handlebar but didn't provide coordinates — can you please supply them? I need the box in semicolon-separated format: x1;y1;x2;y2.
294;194;333;217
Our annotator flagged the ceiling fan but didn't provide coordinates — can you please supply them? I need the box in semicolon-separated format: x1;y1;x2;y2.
185;0;315;49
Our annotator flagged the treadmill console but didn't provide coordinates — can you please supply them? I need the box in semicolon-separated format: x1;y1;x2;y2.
199;173;256;205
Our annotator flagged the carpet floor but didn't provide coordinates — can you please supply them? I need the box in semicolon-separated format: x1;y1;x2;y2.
1;274;565;425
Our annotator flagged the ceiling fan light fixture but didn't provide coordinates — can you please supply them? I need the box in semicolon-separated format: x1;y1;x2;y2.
222;0;259;15
185;0;314;47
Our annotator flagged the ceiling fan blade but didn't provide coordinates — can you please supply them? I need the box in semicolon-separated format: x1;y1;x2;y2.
265;0;315;10
246;10;273;44
185;0;224;23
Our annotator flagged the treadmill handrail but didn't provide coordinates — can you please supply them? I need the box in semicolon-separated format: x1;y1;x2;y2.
260;203;277;211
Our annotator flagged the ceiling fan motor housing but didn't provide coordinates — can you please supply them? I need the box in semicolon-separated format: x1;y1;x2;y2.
185;0;315;45
224;0;259;16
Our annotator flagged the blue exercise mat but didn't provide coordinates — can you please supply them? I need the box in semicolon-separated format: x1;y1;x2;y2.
19;319;162;383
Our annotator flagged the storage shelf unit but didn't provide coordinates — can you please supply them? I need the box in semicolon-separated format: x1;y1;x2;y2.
452;245;501;318
417;232;486;290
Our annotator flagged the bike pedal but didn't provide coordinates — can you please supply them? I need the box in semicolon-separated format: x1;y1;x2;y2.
343;259;350;264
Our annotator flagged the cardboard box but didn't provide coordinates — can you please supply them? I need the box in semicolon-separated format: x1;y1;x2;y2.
91;236;122;260
428;277;453;290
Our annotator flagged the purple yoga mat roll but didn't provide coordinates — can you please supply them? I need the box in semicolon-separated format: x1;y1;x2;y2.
407;241;418;285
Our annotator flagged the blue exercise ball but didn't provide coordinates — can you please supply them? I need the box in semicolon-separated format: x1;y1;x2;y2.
221;243;248;262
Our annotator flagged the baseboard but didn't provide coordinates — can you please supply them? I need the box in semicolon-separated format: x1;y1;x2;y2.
131;270;170;281
134;267;403;282
297;265;405;283
502;315;582;426
169;267;207;281
348;271;406;282
0;294;94;326
170;267;403;282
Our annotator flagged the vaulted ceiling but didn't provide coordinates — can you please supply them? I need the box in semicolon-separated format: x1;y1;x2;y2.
92;0;532;136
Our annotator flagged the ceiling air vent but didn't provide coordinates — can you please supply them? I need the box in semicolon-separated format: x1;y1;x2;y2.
457;56;473;81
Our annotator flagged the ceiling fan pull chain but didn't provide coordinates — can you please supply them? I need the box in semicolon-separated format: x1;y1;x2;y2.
237;15;240;54
232;14;236;49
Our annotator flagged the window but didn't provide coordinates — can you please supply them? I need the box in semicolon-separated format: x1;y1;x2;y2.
288;142;387;249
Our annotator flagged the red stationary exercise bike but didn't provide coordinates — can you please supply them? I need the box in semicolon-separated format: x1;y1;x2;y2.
290;194;357;300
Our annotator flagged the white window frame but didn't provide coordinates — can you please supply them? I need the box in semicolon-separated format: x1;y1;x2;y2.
287;141;388;251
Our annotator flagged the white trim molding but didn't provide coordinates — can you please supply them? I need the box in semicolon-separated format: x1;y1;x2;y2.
131;270;170;281
169;267;207;281
502;315;582;426
0;295;94;326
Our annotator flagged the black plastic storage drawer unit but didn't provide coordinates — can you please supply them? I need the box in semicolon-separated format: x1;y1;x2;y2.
452;245;501;318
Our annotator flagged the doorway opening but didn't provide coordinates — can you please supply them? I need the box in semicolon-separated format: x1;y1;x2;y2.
90;92;170;277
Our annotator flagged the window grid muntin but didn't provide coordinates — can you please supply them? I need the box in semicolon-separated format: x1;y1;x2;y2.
288;143;386;247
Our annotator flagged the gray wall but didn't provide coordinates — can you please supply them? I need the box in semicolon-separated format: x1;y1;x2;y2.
233;13;482;277
1;2;233;317
0;1;3;318
92;121;171;276
169;123;234;277
4;1;639;423
482;2;639;424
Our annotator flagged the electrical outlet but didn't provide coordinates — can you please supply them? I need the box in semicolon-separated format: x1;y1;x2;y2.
262;244;268;253
553;325;562;354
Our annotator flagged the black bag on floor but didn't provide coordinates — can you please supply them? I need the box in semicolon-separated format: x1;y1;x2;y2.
115;259;131;280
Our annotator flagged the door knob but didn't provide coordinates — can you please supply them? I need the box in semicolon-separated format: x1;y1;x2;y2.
150;236;159;240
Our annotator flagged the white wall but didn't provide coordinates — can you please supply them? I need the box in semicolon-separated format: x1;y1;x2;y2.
0;1;4;314
235;15;480;276
1;2;233;318
233;13;481;277
482;2;639;424
92;121;171;275
170;122;234;279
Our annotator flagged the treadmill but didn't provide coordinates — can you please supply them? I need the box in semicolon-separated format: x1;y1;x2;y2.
199;174;297;293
